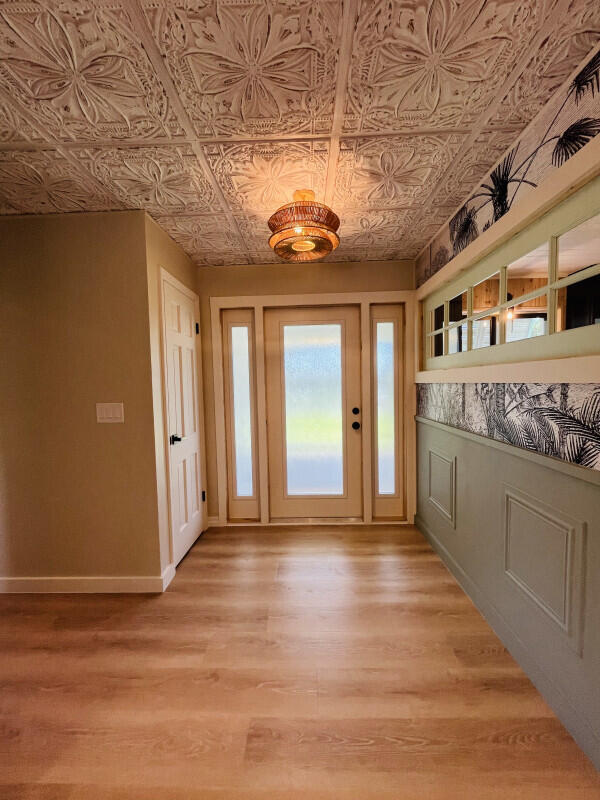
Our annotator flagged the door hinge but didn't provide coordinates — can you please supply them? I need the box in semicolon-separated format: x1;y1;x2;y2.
195;322;200;335
201;490;206;502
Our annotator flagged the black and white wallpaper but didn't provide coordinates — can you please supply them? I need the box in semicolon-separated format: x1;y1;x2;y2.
417;383;600;470
416;49;600;287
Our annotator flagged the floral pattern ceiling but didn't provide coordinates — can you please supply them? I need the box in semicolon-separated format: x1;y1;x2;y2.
0;0;599;267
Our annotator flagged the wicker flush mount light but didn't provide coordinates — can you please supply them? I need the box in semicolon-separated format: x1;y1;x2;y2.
268;189;340;262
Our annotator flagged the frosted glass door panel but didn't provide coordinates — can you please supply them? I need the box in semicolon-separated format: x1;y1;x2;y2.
231;326;253;497
371;304;404;520
265;305;362;519
376;322;395;495
283;324;343;495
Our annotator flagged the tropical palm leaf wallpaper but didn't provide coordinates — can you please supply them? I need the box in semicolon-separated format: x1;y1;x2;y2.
416;48;600;286
417;383;600;470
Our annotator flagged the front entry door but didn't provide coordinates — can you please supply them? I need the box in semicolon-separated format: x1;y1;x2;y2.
163;276;204;564
264;306;362;519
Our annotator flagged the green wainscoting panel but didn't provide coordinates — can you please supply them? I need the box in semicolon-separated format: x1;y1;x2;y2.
416;418;600;769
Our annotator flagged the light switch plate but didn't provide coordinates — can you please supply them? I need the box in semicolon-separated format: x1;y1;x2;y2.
96;402;124;423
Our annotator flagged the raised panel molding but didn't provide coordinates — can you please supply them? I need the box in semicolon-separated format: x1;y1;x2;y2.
428;449;456;527
502;485;586;656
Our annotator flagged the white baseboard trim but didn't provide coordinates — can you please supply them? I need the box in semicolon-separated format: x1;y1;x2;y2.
161;562;176;591
0;563;177;594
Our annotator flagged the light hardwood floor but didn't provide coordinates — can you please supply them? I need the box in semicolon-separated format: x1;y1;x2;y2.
1;525;598;799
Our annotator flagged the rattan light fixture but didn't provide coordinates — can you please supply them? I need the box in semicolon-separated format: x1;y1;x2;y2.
267;189;340;262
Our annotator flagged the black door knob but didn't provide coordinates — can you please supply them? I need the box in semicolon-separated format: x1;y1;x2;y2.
352;421;360;430
170;434;182;445
352;407;360;415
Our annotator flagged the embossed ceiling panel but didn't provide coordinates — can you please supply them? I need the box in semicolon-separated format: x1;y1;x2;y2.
75;145;215;215
142;0;342;138
335;134;463;210
205;140;329;212
0;0;598;268
343;0;554;134
486;0;600;130
157;213;247;265
0;1;183;142
430;129;521;208
0;100;42;143
0;149;119;213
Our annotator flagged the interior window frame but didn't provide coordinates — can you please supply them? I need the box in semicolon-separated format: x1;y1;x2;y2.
422;187;600;367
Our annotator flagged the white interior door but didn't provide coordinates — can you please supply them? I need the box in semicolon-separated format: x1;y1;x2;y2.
163;276;204;564
264;305;363;519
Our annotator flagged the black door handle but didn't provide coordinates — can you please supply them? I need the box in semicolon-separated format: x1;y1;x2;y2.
352;421;360;430
170;434;182;445
352;407;360;415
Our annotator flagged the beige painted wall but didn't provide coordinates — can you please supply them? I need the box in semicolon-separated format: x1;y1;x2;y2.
144;215;200;570
197;259;415;517
0;210;166;578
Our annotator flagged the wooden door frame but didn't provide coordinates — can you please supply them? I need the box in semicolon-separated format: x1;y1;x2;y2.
159;268;208;563
210;291;417;526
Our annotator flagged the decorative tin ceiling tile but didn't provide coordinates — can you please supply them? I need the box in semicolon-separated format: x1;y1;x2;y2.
75;145;215;215
0;197;20;214
343;0;549;134
156;214;244;256
423;129;519;209
0;100;42;143
339;209;413;249
249;250;282;265
486;1;600;130
0;1;598;268
233;211;271;253
334;134;463;210
193;252;251;268
142;0;341;138
324;245;368;262
0;1;183;142
205;140;329;214
0;149;118;213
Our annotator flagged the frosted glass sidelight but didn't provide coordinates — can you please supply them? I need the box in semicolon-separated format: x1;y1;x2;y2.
231;326;253;497
283;324;343;495
376;322;395;495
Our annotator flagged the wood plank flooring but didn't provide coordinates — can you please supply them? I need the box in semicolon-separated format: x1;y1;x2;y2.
1;525;598;799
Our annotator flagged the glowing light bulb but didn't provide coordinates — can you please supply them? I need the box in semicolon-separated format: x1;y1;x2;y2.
291;240;316;252
294;226;303;234
507;309;514;320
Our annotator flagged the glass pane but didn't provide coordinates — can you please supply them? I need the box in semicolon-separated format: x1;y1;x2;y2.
558;213;600;277
449;290;467;323
432;305;444;356
231;326;253;497
472;314;498;349
507;242;549;303
556;275;600;331
473;272;500;313
505;298;547;342
283;324;343;495
448;324;468;353
376;322;395;495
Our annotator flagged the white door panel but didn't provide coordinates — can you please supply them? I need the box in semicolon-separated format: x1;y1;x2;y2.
163;278;204;565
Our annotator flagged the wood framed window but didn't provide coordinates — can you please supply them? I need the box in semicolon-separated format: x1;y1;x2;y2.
371;304;404;519
221;308;259;520
423;180;600;368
